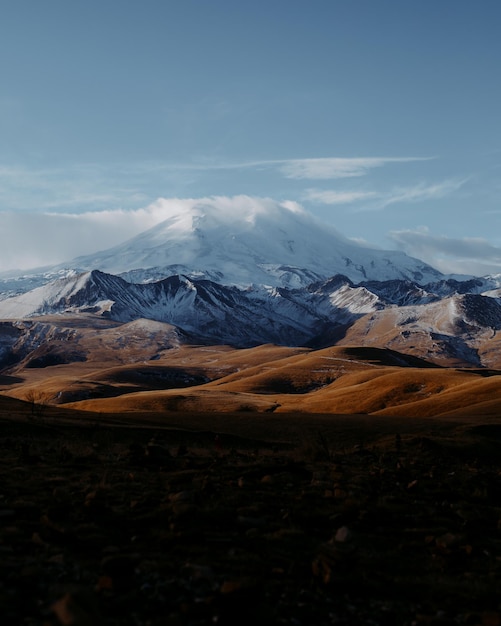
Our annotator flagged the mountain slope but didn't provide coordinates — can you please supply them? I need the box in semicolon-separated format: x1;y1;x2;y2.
2;268;501;366
336;293;501;367
0;270;336;347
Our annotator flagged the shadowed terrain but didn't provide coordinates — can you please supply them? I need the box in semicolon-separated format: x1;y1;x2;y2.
1;397;501;625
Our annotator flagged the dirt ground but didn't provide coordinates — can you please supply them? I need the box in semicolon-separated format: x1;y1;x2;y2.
1;409;501;625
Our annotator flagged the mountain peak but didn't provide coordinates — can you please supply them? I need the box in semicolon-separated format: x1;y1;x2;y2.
60;197;442;288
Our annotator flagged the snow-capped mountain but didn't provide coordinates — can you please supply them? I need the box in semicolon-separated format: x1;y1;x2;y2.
68;198;444;286
0;270;349;346
2;198;501;367
0;198;445;299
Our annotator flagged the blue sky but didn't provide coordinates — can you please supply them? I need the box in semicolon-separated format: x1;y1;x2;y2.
1;0;501;275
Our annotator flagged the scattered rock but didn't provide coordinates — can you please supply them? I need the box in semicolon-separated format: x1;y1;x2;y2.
100;554;137;591
334;526;352;543
52;588;103;626
146;442;172;463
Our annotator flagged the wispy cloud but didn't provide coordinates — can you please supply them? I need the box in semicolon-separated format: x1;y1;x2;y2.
137;155;435;180
303;189;379;204
388;226;501;276
372;179;468;209
0;163;150;211
305;178;467;210
0;155;435;213
277;157;433;180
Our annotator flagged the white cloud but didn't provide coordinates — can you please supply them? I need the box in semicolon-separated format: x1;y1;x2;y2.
147;155;433;180
0;201;177;272
0;196;308;273
0;163;148;212
305;178;467;209
277;157;432;180
0;211;136;272
304;189;379;204
371;179;468;210
388;227;501;276
0;155;435;216
1;194;499;280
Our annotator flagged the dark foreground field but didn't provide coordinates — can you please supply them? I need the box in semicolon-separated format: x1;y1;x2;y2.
1;407;501;626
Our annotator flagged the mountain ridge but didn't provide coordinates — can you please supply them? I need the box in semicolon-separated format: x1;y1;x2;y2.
1;268;501;368
1;199;501;368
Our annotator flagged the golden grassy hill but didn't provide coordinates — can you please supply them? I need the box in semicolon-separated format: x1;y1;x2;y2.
2;323;500;419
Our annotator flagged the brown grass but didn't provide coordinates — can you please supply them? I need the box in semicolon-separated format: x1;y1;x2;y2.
2;319;501;420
